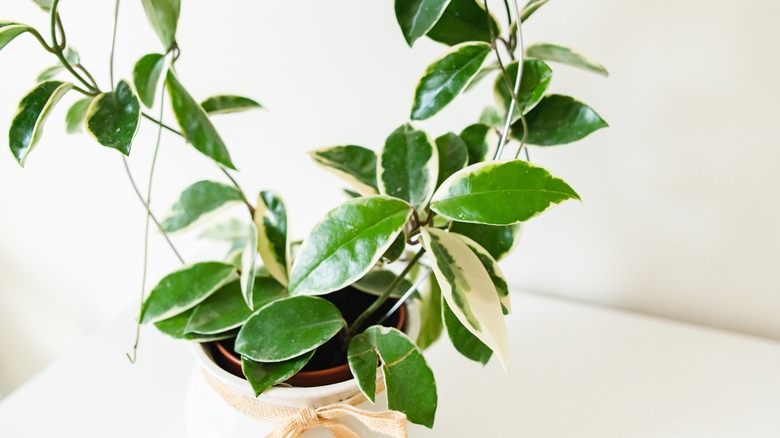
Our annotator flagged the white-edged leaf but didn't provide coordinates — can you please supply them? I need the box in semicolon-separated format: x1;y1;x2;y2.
453;232;510;314
420;227;508;371
288;196;413;296
241;221;259;307
9;80;72;166
526;42;608;76
161;180;244;232
378;124;438;212
310;145;378;196
254;191;289;286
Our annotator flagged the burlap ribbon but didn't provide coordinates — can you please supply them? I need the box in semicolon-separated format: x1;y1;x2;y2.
203;370;408;438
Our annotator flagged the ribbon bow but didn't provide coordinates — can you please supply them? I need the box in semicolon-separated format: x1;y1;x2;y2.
267;403;408;438
203;371;408;438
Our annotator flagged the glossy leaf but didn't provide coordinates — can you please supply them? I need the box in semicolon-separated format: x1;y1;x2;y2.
378;124;438;211
133;53;166;108
242;352;314;397
235;296;344;362
494;60;552;121
382;233;406;264
450;221;522;261
0;22;29;52
250;270;288;310
353;270;417;299
411;42;491;120
36;65;63;82
141;0;180;50
431;160;580;225
520;0;551;22
459;123;493;165
442;296;491;364
85;80;141;155
288;196;413;296
166;70;236;169
420;227;508;370
64;97;93;134
254;191;289;286
349;326;437;427
456;233;511;314
161;180;244;232
154;307;238;341
240;221;259;307
141;262;238;324
395;0;451;46
201;95;262;115
464;63;499;92
185;280;251;334
526;43;608;76
435;132;468;187
511;94;608;145
416;275;443;350
310;145;378;196
426;0;499;46
9;80;72;166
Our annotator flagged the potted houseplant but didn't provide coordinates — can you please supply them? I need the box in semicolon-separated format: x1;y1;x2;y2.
1;0;608;435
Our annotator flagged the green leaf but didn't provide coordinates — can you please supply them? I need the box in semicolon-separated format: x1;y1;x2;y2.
450;221;522;261
133;53;167;108
250;270;288;310
411;42;491;120
141;262;238;324
416;275;443;350
431;160;580;225
347;333;379;403
520;0;551;22
154;307;238;341
201;95;262;115
30;0;52;11
420;227;508;370
288;196;413;296
141;0;180;50
199;217;249;242
353;270;417;299
478;106;502;127
456;233;511;314
378;124;438;211
64;97;93;134
85;80;141;155
9;80;72;166
36;65;63;82
464;63;499;92
161;180;244;232
442;296;491;364
0;22;30;52
64;47;80;65
240;221;259;307
242;352;314;397
426;0;499;46
511;94;608;145
382;233;406;264
235;296;344;362
185;280;251;334
435;132;468;187
253;191;289;287
459;123;493;165
526;43;608;76
166;70;236;169
494;60;552;121
349;326;438;427
309;145;378;196
394;0;451;46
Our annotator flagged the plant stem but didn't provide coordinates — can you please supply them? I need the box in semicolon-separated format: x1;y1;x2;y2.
109;0;121;89
49;0;98;93
348;248;426;337
141;113;181;136
121;156;185;264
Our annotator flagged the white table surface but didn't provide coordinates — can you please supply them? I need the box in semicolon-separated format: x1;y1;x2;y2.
2;291;779;437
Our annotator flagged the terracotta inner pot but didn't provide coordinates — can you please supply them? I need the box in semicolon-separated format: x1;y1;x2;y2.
208;287;407;388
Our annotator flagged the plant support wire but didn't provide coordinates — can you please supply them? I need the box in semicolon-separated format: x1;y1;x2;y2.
377;267;433;326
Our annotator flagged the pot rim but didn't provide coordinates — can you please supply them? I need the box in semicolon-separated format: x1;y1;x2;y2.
191;300;420;401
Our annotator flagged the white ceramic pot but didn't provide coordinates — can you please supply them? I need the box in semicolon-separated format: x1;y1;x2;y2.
185;303;420;438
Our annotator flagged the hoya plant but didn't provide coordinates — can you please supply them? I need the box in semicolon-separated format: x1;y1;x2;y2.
2;0;607;429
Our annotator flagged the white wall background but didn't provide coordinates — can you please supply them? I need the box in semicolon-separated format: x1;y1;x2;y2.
1;0;778;396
